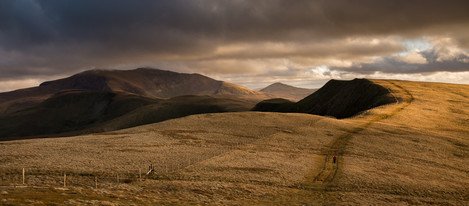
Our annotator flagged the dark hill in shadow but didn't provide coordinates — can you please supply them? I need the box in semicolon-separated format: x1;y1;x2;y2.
253;79;396;119
0;91;255;140
0;90;158;139
87;95;255;133
251;98;295;112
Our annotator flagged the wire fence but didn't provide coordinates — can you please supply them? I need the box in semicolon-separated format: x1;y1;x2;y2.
0;134;286;189
0;143;257;189
0;167;155;189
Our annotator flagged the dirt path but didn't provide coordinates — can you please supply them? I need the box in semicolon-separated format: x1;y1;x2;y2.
287;80;415;203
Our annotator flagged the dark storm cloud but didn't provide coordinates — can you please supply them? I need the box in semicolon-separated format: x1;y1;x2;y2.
1;0;469;80
0;1;55;48
16;0;469;43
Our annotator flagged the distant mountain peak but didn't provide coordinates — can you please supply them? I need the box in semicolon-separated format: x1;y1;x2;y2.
262;82;302;90
271;82;287;86
260;82;317;102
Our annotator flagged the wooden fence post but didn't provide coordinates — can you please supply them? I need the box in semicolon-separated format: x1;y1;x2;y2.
22;168;25;185
64;172;66;187
116;173;119;183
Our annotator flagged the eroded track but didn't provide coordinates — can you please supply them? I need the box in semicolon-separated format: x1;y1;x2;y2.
305;81;414;187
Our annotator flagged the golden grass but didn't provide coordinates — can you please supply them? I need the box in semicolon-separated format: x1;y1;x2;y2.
1;79;468;205
1;112;358;204
334;80;469;205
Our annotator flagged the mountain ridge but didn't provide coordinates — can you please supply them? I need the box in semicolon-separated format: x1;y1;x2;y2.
0;68;270;114
39;68;267;99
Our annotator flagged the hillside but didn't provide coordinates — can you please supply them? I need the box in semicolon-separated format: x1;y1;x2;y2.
0;68;269;115
0;90;159;139
1;80;468;205
0;91;255;140
254;78;396;118
86;95;256;134
260;82;317;101
0;86;57;115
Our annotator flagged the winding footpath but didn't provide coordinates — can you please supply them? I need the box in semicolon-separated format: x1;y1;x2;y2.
301;80;414;195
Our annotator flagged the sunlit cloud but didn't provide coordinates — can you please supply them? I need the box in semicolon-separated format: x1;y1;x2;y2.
0;78;46;92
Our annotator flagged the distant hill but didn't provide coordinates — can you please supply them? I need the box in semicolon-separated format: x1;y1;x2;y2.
0;68;269;139
0;90;255;139
260;82;317;101
0;68;269;115
253;79;396;119
39;68;267;99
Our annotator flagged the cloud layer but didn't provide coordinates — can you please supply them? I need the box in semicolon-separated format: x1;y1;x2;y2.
1;0;469;90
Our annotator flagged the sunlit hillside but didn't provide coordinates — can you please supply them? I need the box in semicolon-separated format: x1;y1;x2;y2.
1;79;468;205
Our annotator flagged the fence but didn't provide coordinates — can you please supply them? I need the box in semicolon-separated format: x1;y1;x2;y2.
0;143;255;188
0;134;280;189
0;168;153;189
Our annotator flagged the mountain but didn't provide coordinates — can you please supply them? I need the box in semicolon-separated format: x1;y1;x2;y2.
253;79;396;119
0;68;269;115
39;68;266;99
260;82;317;101
0;68;269;139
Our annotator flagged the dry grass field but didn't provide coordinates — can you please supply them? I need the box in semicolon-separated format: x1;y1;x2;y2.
334;80;469;205
1;79;468;205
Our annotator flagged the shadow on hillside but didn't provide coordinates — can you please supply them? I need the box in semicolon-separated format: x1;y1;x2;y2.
253;79;397;119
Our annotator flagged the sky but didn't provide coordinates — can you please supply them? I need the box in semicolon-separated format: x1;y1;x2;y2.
1;0;469;92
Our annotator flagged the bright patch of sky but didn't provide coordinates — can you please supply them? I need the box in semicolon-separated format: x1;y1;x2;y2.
399;38;433;56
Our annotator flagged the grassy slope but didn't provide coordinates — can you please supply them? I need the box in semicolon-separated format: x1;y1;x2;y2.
0;112;355;205
334;80;469;205
1;79;468;205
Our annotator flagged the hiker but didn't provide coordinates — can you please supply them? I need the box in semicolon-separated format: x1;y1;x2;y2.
333;155;337;164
